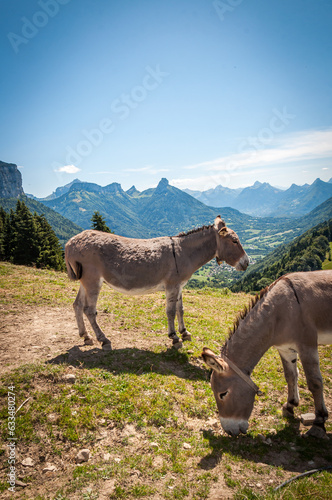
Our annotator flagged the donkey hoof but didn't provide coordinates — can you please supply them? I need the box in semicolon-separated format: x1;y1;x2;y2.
182;332;192;342
172;341;183;350
282;405;295;418
102;341;112;351
84;338;94;346
304;425;328;439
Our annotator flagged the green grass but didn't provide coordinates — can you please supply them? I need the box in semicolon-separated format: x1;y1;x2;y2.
0;262;331;499
322;242;332;270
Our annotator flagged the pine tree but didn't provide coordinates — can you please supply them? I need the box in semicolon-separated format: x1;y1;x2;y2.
10;200;40;265
0;207;8;261
91;211;112;233
35;213;65;271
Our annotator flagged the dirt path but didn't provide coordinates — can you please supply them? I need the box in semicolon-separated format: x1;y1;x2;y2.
0;304;170;375
0;305;82;375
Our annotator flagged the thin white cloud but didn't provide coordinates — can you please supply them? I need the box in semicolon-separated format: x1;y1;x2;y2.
183;128;332;173
124;165;169;174
55;164;81;174
171;128;332;191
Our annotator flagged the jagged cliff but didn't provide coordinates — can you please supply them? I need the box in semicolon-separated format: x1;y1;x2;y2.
0;161;24;198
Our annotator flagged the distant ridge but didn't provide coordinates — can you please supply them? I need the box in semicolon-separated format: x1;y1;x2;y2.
184;178;332;217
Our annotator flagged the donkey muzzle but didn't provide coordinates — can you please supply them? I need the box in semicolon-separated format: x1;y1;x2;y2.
220;417;249;436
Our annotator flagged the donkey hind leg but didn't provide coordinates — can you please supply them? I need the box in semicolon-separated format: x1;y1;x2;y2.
83;280;112;350
277;347;299;417
166;287;182;348
299;345;328;435
73;284;94;346
176;291;191;342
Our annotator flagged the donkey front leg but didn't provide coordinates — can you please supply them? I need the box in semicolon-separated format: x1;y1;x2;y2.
82;280;112;350
299;345;328;436
166;287;182;348
73;284;94;346
277;347;299;417
176;291;191;342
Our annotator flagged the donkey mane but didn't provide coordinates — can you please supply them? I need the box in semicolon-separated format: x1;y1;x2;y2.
177;224;214;237
223;276;286;352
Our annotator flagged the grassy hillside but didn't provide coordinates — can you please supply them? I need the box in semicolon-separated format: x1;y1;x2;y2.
323;242;332;270
0;263;331;499
0;195;82;246
232;219;332;292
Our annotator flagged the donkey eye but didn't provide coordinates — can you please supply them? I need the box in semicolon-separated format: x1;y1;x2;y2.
219;391;228;400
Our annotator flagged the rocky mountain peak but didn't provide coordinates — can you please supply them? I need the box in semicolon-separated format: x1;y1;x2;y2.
155;178;169;194
0;161;24;198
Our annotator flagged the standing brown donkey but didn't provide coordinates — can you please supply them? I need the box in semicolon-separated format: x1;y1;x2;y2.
65;216;249;349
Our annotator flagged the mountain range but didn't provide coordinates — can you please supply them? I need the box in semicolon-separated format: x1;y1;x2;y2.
184;178;332;217
2;160;332;275
39;178;233;239
28;177;332;264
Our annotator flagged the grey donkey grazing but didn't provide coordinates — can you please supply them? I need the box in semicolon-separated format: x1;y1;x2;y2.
65;216;249;349
202;271;332;438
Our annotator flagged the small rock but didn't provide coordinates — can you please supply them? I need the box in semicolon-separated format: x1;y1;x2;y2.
183;442;191;449
14;479;29;487
62;374;76;384
47;413;60;423
153;456;163;467
42;463;57;473
301;413;316;426
21;457;34;467
150;442;159;449
76;449;90;463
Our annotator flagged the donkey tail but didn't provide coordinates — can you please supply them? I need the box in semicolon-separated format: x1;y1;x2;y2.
65;259;83;281
65;244;83;280
67;260;82;281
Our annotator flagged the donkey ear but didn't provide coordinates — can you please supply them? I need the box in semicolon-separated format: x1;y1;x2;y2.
218;227;228;237
214;216;226;231
201;347;228;373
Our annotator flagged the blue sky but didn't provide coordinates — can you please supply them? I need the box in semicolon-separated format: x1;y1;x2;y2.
1;0;332;197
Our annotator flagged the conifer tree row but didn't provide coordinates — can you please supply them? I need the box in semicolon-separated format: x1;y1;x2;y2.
0;200;65;271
